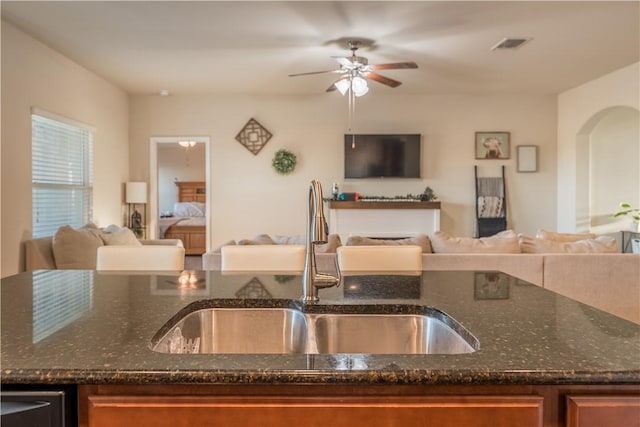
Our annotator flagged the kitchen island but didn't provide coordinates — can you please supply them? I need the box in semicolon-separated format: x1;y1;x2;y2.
2;269;639;426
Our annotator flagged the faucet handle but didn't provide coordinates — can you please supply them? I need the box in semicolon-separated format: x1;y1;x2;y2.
312;255;342;289
312;273;340;289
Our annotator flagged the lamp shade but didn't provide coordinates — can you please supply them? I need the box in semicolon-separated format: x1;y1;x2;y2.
351;76;369;97
334;79;351;96
125;182;147;204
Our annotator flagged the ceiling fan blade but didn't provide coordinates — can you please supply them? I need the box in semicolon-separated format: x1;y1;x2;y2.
369;62;418;71
288;69;340;77
367;72;402;88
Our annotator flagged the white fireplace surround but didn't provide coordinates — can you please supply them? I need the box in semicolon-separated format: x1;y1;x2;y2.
328;202;441;243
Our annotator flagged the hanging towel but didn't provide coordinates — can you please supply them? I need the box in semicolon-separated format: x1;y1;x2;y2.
478;196;504;218
477;177;504;197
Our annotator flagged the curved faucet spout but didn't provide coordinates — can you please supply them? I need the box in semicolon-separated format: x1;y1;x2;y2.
302;180;341;303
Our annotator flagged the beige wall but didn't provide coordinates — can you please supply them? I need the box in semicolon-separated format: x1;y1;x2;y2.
557;62;640;232
130;93;557;248
589;108;639;231
1;21;130;277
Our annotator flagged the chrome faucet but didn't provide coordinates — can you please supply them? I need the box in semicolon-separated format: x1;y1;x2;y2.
302;180;341;302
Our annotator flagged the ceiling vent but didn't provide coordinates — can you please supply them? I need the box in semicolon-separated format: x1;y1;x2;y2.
491;38;532;51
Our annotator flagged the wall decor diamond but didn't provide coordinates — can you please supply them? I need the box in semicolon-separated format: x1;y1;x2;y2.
235;277;272;299
235;118;273;155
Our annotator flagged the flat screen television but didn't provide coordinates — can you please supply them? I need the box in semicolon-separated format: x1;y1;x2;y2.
344;134;421;179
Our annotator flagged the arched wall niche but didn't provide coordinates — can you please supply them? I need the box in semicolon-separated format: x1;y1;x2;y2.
574;106;640;234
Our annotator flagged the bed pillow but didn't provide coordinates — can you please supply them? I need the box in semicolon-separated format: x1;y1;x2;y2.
101;225;142;246
173;202;206;217
52;223;104;269
430;230;521;254
520;235;618;253
536;229;596;242
346;234;432;253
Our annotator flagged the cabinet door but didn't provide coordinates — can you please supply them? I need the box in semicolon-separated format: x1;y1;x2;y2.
188;233;206;252
566;395;640;427
87;395;542;427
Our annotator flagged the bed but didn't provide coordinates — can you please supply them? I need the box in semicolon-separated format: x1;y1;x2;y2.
160;181;207;255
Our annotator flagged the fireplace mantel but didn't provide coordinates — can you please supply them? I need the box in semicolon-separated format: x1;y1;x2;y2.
328;201;441;242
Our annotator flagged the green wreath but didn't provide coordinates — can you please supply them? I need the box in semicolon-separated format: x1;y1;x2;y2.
272;149;297;175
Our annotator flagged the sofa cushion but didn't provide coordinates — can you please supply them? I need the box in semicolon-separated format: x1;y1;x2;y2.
430;230;521;254
210;239;237;253
238;234;276;245
274;234;343;253
101;225;142;246
520;235;618;253
536;229;596;242
24;236;57;271
346;234;432;253
52;223;104;269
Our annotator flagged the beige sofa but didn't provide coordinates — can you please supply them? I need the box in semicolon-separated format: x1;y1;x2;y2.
202;232;639;324
25;234;184;271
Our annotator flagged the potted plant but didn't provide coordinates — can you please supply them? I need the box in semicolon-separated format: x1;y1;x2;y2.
614;202;640;233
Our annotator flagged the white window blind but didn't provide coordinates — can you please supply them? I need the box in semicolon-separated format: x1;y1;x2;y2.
32;112;94;238
32;270;93;343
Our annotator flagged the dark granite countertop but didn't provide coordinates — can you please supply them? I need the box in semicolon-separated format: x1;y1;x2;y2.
2;270;639;386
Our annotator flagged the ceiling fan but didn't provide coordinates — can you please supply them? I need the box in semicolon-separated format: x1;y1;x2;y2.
288;40;418;95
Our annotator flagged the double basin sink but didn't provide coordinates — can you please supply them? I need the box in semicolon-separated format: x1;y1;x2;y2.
151;303;479;355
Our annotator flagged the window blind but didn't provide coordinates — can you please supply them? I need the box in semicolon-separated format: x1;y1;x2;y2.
32;112;94;238
32;270;93;343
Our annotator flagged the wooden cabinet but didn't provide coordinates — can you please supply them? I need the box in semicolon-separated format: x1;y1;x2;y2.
79;384;640;427
566;395;640;427
175;181;206;203
165;231;205;255
84;394;542;427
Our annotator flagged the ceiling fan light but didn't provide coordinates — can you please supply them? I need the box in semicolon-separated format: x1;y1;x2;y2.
334;79;351;95
178;140;196;148
352;76;369;97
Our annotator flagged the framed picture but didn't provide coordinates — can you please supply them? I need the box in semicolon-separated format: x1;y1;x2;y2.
517;145;538;172
475;131;510;159
474;272;510;300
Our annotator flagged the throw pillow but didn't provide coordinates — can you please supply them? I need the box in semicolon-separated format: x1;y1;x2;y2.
317;234;343;253
52;223;104;269
273;235;306;245
519;235;618;254
430;230;521;254
238;234;276;245
346;234;432;253
101;225;142;246
211;239;236;253
273;234;342;253
536;229;596;242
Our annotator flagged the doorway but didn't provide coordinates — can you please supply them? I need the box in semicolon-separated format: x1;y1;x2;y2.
575;106;639;234
149;136;212;253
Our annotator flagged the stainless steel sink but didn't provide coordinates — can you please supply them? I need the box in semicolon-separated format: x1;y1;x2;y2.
152;308;308;354
151;307;478;355
308;314;475;354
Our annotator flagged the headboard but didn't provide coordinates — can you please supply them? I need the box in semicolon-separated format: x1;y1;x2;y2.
175;181;206;203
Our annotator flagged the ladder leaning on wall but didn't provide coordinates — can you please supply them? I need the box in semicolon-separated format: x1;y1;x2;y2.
475;165;507;237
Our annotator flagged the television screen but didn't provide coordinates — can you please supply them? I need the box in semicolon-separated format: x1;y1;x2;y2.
344;134;421;179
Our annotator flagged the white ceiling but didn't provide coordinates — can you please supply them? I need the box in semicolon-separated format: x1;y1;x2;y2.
2;1;638;96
